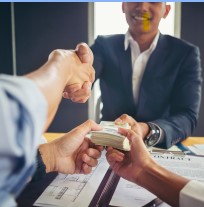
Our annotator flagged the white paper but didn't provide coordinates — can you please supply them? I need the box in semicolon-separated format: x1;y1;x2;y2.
110;154;204;207
153;154;204;182
34;153;109;207
188;144;204;156
110;178;157;207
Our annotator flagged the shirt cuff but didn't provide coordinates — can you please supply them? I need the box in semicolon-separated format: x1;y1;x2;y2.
180;180;204;207
31;149;46;182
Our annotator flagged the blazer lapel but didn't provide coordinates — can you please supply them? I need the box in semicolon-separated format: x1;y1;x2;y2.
117;38;135;106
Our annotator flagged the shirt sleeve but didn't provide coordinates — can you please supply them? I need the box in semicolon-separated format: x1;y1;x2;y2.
180;180;204;207
0;74;47;206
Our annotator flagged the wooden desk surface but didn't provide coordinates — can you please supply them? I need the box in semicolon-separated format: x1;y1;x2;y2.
44;133;64;143
44;133;204;146
182;137;204;146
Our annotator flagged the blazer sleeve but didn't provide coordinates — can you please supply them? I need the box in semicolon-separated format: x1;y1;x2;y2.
153;46;202;149
90;35;106;80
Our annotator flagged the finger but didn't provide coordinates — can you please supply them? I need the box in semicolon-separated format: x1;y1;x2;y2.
69;91;90;99
82;153;98;167
106;151;124;162
116;114;136;126
82;119;102;133
71;96;89;103
86;148;102;159
75;43;93;64
115;118;123;125
88;139;104;152
89;67;95;83
106;147;125;162
68;83;91;99
72;120;102;139
63;92;70;99
107;147;125;156
82;163;92;174
95;145;104;152
119;129;145;151
64;83;82;93
82;81;92;91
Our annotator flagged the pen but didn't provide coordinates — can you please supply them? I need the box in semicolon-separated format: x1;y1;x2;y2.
176;142;193;155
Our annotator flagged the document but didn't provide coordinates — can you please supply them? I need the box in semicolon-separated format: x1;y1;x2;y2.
110;153;204;207
188;144;204;156
153;154;204;182
110;178;157;207
34;153;109;207
35;152;204;207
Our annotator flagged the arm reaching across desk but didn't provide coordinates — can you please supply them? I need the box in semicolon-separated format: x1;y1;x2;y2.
106;128;204;207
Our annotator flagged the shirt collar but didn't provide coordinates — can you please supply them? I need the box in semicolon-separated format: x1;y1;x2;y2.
124;30;160;52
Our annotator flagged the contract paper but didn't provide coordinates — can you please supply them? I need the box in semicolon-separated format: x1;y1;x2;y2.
110;154;204;207
34;153;109;207
110;178;157;207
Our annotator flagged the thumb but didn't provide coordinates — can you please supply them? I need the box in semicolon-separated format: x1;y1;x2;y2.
75;42;94;64
118;128;144;150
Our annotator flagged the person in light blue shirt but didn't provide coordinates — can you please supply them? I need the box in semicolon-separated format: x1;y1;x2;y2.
0;43;103;206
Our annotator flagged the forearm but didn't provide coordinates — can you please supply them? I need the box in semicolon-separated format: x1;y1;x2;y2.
25;59;69;130
137;160;189;207
38;143;56;173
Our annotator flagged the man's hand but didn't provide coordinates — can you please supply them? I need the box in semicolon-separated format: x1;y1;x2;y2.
39;120;103;174
106;128;153;184
63;81;91;103
115;114;149;139
63;43;95;103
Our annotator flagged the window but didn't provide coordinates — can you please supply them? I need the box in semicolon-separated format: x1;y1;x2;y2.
94;2;176;37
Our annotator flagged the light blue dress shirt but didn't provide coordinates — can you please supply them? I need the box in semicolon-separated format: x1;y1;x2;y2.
0;74;47;206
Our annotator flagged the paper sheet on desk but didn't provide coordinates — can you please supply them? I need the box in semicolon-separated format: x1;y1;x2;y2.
110;154;204;207
34;153;109;207
110;178;157;207
153;154;204;182
188;144;204;155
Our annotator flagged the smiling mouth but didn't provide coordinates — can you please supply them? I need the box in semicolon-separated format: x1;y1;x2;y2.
132;14;152;22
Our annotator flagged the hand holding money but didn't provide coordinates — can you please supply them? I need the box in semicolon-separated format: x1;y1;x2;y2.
91;121;131;151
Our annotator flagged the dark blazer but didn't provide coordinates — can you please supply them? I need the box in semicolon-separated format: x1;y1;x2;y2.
91;34;202;148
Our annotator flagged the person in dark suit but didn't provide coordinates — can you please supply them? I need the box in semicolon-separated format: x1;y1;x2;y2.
90;2;202;149
67;3;202;149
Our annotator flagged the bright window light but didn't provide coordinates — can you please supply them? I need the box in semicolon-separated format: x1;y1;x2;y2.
94;2;175;37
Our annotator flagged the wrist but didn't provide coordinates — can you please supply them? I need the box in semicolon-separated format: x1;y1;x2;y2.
47;50;73;87
134;157;156;185
136;158;159;186
38;143;56;173
140;122;150;140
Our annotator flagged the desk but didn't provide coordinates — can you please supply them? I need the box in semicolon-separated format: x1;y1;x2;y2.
44;133;64;142
17;134;204;207
182;137;204;146
44;133;204;146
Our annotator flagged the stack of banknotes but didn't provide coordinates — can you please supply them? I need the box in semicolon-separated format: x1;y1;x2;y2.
91;121;131;151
